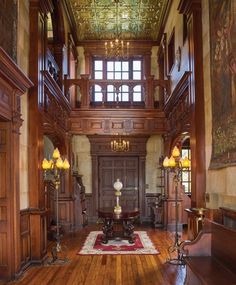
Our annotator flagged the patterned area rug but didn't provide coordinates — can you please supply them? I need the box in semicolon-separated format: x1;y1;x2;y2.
78;231;159;255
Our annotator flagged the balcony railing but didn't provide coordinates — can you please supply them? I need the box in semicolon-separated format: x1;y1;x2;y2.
65;75;169;109
46;49;59;83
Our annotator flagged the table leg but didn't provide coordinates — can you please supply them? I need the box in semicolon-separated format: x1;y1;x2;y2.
102;219;114;244
123;219;135;244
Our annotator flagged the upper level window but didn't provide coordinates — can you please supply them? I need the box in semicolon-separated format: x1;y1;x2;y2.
93;59;142;80
107;61;129;80
92;58;144;105
181;138;191;194
94;60;103;79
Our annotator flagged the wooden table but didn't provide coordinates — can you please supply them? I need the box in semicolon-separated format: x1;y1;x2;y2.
97;207;139;244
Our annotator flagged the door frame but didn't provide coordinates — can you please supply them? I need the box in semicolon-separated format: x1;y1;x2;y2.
98;155;140;209
88;135;149;222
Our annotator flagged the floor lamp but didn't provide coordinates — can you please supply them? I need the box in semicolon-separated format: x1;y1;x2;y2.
42;148;70;264
163;146;190;265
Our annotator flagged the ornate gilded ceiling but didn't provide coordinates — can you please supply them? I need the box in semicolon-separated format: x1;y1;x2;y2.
66;0;169;42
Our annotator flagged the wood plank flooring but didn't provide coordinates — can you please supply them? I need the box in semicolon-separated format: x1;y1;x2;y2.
2;225;186;285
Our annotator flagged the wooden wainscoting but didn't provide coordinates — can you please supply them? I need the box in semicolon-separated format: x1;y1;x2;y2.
19;211;31;271
29;209;47;263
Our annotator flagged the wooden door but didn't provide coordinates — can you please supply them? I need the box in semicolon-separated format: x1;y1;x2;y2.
99;156;139;209
0;122;12;279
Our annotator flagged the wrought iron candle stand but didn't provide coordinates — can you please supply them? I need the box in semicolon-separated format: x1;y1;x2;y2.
42;148;70;264
163;146;191;265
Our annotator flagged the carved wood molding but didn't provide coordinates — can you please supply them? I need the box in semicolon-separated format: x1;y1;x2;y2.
178;0;201;16
0;47;32;281
88;134;149;156
29;0;53;14
0;47;33;95
164;71;191;112
70;109;166;135
163;72;191;137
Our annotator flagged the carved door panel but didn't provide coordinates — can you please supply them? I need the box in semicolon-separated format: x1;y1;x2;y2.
99;156;139;209
0;122;11;279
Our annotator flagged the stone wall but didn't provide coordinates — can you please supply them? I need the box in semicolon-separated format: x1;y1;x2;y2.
72;135;92;193
146;135;164;193
0;0;17;61
17;0;30;209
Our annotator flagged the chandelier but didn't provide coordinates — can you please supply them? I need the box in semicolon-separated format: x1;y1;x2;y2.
111;137;130;152
105;39;130;59
104;0;130;59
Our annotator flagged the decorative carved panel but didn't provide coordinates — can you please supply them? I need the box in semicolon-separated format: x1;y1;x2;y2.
0;47;32;281
88;135;148;222
0;233;7;266
70;109;166;135
20;211;30;268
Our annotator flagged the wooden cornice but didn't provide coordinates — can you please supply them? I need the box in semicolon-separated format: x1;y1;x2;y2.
29;0;54;14
163;71;191;113
70;108;166;135
88;134;150;156
43;71;71;113
178;0;201;15
0;47;33;94
71;108;165;119
62;0;79;45
80;40;157;57
157;0;173;44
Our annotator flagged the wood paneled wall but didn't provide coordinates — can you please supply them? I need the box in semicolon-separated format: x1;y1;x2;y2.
0;48;32;281
178;0;206;208
162;0;206;208
87;135;149;222
19;211;30;272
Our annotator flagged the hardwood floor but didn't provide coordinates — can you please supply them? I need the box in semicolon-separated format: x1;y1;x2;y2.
2;225;186;285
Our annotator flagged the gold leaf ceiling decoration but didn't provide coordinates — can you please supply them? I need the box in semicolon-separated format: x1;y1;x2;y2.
66;0;169;42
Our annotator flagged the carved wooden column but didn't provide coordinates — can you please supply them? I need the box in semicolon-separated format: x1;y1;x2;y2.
28;0;52;263
84;51;91;75
80;74;90;108
54;43;66;88
0;48;33;281
178;0;206;208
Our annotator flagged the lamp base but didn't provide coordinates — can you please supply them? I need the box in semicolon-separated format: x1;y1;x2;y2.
167;258;185;266
166;241;185;266
47;243;69;265
114;205;122;214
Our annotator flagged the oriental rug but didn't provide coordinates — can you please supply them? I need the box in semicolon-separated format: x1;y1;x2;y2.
77;231;159;255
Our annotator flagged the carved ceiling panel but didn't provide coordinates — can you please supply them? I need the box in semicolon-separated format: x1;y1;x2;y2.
66;0;169;42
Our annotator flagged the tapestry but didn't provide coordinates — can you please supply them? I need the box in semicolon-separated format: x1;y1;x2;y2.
210;0;236;168
77;231;159;255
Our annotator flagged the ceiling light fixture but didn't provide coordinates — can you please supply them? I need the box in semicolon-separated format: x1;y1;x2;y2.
111;137;130;152
105;0;129;59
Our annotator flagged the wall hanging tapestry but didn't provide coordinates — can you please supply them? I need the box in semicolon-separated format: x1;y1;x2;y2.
210;0;236;168
77;231;159;255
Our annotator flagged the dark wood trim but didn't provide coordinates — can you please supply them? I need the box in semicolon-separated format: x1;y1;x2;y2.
0;47;33;95
180;0;205;208
70;109;166;135
164;0;206;209
61;0;79;45
87;135;149;222
157;0;173;44
0;48;32;281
